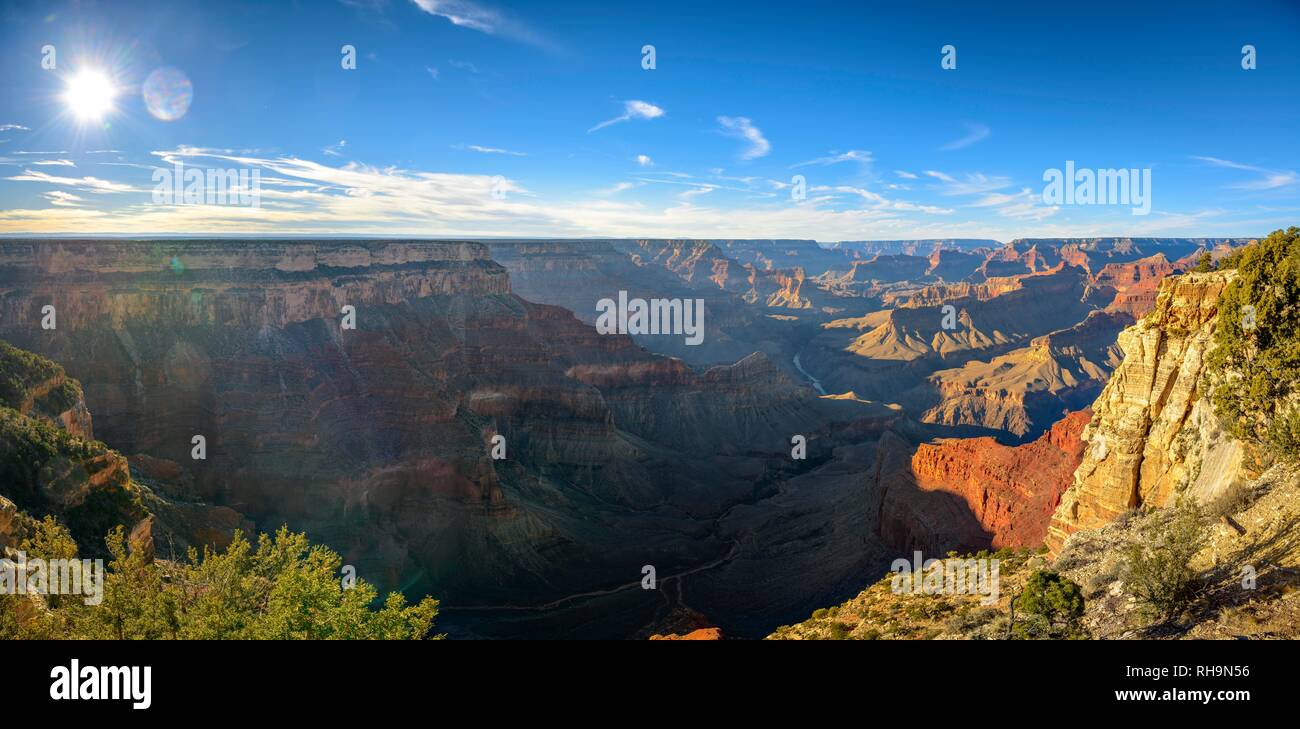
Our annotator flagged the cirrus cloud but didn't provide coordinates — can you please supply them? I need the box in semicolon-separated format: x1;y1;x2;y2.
717;116;769;160
589;100;665;133
939;123;990;151
409;0;555;50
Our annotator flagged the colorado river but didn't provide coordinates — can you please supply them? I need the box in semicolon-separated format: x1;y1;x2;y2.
792;353;827;395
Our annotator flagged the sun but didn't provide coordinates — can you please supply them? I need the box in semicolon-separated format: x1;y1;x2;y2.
63;69;117;122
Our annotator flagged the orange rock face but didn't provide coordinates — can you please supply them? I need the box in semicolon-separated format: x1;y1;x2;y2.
1093;253;1179;318
909;409;1091;548
649;627;723;640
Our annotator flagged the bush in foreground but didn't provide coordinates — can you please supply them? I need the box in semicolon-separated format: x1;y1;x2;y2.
2;520;440;640
1208;226;1300;461
1122;500;1207;623
1013;570;1086;639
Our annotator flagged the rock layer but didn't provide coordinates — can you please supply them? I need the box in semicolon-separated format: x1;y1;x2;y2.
910;409;1090;547
1046;271;1243;554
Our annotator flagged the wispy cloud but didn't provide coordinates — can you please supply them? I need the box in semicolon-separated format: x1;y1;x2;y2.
461;144;527;156
43;190;84;207
31;159;76;167
832;186;953;215
1192;155;1299;190
968;187;1058;221
0;124;30;132
5;169;138;193
717;116;770;160
711;171;759;185
635;154;653;167
926;170;1011;195
0;144;1271;242
791;150;872;168
597;181;639;196
323;140;348;157
677;186;713;202
589;100;665;133
894;170;918;179
410;1;554;50
447;58;480;73
939;123;990;151
425;66;439;80
635;177;757;195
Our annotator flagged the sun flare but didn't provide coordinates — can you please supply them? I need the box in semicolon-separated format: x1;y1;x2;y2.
63;69;117;122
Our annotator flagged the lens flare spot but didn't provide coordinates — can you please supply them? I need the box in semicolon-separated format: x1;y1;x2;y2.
142;67;193;121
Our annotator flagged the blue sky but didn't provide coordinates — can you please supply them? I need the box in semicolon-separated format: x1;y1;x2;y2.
0;0;1297;240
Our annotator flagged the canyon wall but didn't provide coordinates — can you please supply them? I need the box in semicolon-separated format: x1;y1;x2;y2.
910;409;1090;547
2;238;1258;637
1046;271;1246;554
0;341;245;557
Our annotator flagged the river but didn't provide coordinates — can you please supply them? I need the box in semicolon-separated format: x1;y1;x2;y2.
792;353;827;396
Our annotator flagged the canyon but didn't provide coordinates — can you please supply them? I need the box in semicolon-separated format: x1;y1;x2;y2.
775;247;1300;639
0;236;1255;638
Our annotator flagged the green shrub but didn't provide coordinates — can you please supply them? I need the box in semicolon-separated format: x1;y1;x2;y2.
1016;570;1086;638
37;379;83;417
1123;500;1207;622
1194;251;1214;272
2;520;442;641
0;340;62;409
1206;226;1300;461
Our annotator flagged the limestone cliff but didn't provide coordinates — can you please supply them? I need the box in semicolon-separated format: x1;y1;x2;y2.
487;239;822;369
1046;271;1245;554
1092;253;1179;318
0;341;248;556
1;342;135;552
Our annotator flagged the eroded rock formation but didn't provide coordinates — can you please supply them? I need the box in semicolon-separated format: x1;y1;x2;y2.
0;340;245;556
1046;271;1245;554
910;409;1090;547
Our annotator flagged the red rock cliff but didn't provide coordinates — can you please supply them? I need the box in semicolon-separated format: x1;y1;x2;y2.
910;409;1091;548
